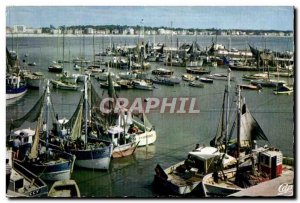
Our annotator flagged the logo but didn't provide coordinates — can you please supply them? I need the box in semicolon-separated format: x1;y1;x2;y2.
277;183;293;196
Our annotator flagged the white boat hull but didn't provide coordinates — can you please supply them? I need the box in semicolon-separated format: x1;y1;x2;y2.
133;131;157;147
75;157;111;170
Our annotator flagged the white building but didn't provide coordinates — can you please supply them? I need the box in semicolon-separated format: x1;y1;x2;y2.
13;25;26;33
86;28;94;34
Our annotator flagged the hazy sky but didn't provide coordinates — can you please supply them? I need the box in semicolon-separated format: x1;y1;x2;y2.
6;6;294;30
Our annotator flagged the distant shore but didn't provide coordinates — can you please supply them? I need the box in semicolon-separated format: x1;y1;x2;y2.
5;33;293;38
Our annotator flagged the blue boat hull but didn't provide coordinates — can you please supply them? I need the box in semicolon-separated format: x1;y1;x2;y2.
72;144;113;170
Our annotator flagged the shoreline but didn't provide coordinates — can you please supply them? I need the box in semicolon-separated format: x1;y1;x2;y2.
5;33;293;38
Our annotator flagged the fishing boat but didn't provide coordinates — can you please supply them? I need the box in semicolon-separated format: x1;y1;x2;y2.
50;79;79;91
273;84;293;95
28;62;37;66
24;72;44;89
239;84;262;90
6;74;28;100
199;77;213;83
62;76;113;170
207;73;235;81
154;146;236;195
189;81;204;88
100;80;121;90
250;79;286;87
151;76;181;86
95;71;119;81
128;113;157;147
201;85;291;197
119;71;137;80
152;68;173;76
242;73;269;81
48;64;63;73
186;67;211;75
7;159;48;197
12;81;76;181
60;71;79;84
117;79;133;89
153;69;236;195
48;180;80;197
132;80;154;90
182;74;195;82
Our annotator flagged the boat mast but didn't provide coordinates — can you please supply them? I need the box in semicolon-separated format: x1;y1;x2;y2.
236;85;241;170
84;76;88;148
45;80;50;153
93;31;95;66
224;68;231;153
62;26;65;65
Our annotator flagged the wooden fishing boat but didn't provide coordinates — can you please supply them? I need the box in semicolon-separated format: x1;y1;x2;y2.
199;77;213;83
182;74;195;82
201;85;290;197
6;74;27;100
239;84;262;90
132;80;154;90
48;64;63;73
189;81;204;88
154;146;236;195
12;81;76;181
48;180;80;197
7;159;48;197
50;79;79;91
186;67;211;75
273;85;293;95
152;68;173;76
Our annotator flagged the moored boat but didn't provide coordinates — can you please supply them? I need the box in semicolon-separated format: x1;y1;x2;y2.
199;77;213;83
48;64;63;73
50;79;79;91
48;180;80;197
7;158;48;198
152;68;173;76
132;80;154;90
186;67;211;75
6;74;28;100
273;84;293;95
189;81;204;88
182;74;195;82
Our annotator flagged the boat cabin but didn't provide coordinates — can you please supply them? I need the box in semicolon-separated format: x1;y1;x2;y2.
107;126;130;146
11;128;35;145
256;147;283;179
187;146;236;174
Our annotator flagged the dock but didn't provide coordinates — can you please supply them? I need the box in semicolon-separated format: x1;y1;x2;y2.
229;167;294;197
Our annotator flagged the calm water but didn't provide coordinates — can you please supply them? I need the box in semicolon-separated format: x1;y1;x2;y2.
6;35;294;197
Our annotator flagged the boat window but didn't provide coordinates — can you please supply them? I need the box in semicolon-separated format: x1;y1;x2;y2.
24;137;29;143
265;156;270;166
114;134;118;139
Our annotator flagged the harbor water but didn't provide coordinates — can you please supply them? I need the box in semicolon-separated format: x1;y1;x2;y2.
6;35;294;197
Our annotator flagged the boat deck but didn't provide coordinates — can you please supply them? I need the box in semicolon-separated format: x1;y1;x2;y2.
229;167;294;197
168;170;203;186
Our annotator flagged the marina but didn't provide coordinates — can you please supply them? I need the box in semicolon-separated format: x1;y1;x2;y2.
5;6;294;198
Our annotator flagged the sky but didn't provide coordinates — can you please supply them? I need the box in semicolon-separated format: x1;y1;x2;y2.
6;6;294;31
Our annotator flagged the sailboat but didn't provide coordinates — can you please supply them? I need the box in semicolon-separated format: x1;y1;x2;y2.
49;32;63;73
201;85;292;197
153;69;236;195
62;76;113;170
12;81;76;181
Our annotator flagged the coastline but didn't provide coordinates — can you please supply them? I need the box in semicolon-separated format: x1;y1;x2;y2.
5;33;293;38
